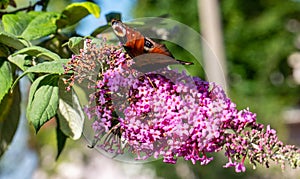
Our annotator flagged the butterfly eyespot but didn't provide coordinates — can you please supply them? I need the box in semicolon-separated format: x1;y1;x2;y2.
144;38;154;51
112;20;127;37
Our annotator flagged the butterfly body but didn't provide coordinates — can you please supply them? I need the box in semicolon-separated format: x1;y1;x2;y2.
111;19;193;70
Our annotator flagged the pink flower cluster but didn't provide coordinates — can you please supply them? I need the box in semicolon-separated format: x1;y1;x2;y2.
65;39;300;172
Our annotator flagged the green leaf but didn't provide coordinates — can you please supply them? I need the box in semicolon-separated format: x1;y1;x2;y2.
0;44;10;57
57;2;100;28
2;11;41;36
13;46;61;61
56;117;67;160
8;55;35;82
0;84;20;157
57;80;84;140
0;31;28;50
23;59;68;74
27;74;59;132
66;37;84;54
0;59;13;103
2;11;60;40
91;25;110;37
8;54;28;72
22;12;60;40
11;59;68;92
105;12;121;23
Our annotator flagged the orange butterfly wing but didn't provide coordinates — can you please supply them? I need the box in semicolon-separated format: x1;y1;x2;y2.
111;19;193;71
123;27;145;57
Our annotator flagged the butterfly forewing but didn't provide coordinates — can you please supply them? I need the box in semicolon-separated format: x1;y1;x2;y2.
111;19;193;71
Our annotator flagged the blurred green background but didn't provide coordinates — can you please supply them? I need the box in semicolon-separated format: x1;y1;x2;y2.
2;0;300;178
133;1;300;178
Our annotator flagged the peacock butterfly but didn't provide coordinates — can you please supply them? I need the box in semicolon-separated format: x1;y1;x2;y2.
111;19;193;71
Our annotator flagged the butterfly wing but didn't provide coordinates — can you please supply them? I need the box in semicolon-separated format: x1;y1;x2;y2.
111;19;143;57
111;19;193;70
